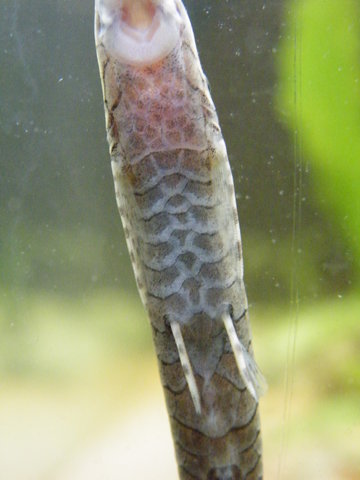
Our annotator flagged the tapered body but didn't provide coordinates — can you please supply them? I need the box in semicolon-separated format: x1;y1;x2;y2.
95;1;263;478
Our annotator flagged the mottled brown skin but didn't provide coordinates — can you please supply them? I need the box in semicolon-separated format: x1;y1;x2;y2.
155;325;262;480
95;1;263;478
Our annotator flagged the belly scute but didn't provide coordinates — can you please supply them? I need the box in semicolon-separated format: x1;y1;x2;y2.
125;148;245;325
142;236;243;328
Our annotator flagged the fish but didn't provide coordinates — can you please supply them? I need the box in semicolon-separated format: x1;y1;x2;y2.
94;1;266;478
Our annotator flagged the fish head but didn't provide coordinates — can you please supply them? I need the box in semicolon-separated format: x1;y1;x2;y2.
95;0;185;66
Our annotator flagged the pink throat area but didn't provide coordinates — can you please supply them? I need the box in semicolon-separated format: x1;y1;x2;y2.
115;64;207;160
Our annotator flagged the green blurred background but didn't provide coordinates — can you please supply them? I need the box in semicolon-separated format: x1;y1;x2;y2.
0;0;359;478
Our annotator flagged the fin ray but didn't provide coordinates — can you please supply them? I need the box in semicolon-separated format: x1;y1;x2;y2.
222;312;267;401
170;321;202;415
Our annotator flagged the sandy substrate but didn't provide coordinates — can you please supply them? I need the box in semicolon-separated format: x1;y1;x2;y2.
53;400;178;480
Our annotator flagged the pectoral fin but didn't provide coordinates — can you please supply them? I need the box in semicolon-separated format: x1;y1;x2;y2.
170;321;202;415
222;312;267;401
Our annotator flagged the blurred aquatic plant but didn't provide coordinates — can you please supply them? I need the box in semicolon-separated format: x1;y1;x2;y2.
276;0;360;276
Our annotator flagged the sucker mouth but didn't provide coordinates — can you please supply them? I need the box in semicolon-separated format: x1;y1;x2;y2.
119;0;160;43
95;0;182;66
121;0;156;31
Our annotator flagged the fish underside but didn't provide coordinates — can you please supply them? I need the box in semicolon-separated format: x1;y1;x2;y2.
95;1;265;478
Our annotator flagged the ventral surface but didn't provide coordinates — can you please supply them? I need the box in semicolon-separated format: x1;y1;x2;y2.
95;1;265;478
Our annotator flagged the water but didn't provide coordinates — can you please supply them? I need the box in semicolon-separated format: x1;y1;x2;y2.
0;1;358;479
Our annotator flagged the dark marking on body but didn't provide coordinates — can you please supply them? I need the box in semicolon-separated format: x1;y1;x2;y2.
110;142;119;155
107;111;120;144
101;57;109;85
122;163;137;185
207;465;241;480
111;92;122;112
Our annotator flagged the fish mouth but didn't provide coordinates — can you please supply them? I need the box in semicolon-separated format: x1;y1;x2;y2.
121;0;156;32
96;0;182;66
119;0;161;43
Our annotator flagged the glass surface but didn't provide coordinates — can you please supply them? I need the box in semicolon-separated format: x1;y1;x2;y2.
1;0;359;478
